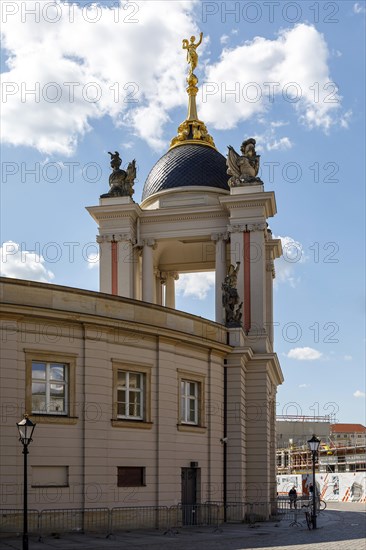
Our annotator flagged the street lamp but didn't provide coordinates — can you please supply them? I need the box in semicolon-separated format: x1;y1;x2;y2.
16;414;36;550
307;434;320;529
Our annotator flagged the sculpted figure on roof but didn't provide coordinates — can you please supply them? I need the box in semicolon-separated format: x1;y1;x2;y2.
222;262;243;328
227;138;263;187
100;151;136;199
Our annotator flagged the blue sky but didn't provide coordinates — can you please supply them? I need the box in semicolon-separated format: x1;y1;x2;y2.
1;1;365;425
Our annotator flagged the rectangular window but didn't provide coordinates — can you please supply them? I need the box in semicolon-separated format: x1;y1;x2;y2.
32;362;68;415
177;370;205;431
181;380;199;424
117;466;145;487
32;466;69;487
112;362;152;428
117;371;143;420
25;350;77;422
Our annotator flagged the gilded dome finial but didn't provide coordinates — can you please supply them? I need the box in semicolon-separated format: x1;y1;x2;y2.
170;32;216;150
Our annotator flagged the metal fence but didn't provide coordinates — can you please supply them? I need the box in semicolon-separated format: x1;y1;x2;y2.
169;504;220;530
111;506;169;532
0;500;307;537
0;509;39;535
39;507;110;536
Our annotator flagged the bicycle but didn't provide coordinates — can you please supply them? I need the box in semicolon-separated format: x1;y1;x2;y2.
301;498;326;529
310;495;327;512
301;503;314;530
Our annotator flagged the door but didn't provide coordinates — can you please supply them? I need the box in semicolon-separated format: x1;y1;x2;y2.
181;467;198;525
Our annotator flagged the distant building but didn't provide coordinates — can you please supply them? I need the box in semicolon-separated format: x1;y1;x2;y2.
276;418;366;475
330;424;366;448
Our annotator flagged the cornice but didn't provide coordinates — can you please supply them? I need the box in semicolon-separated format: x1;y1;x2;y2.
219;191;277;218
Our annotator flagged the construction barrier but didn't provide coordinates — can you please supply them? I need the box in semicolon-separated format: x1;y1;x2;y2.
111;506;169;532
169;504;220;530
0;499;325;536
39;507;110;536
0;509;39;535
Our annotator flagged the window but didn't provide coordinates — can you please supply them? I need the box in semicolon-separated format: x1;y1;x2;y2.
117;466;145;487
112;361;152;428
177;369;205;432
25;350;77;423
32;466;69;487
117;371;143;420
32;362;68;414
181;380;199;424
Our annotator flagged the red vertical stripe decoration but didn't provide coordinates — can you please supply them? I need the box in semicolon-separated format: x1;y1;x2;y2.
244;231;251;333
111;240;118;295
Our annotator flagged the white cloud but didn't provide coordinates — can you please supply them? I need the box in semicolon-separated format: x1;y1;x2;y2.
255;120;292;152
273;235;305;287
220;34;229;45
299;383;310;388
1;11;348;155
340;109;353;129
270;120;289;128
353;390;366;398
353;3;366;14
1;0;199;154
86;250;99;270
176;272;215;300
0;241;55;283
344;355;353;361
287;347;323;360
267;137;292;151
200;24;344;133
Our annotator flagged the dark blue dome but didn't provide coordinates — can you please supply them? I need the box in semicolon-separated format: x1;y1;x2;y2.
141;144;230;202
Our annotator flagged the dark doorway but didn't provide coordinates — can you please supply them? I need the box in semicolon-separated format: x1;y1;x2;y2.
181;467;199;525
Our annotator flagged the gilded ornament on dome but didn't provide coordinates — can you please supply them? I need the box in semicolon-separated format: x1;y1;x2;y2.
182;32;203;75
170;32;216;150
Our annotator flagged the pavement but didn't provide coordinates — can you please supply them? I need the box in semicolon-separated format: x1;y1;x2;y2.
1;503;365;550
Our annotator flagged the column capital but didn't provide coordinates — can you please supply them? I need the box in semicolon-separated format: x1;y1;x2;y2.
96;234;110;244
141;238;157;249
211;232;229;242
247;222;267;232
97;233;136;244
266;260;275;278
161;271;179;281
228;223;267;233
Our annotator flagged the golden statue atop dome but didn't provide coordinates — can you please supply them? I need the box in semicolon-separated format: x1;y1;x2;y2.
182;32;203;75
170;32;216;150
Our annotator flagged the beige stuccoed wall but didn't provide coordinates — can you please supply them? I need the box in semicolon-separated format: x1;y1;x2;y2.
0;279;229;510
0;277;283;512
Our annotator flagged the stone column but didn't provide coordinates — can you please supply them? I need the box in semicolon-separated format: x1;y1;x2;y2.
142;239;156;303
97;235;112;294
116;233;136;299
165;272;179;309
266;259;275;347
248;223;267;336
154;269;162;305
212;233;228;324
134;248;142;300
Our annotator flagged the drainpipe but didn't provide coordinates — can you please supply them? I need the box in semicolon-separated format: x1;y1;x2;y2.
81;323;86;532
223;359;227;521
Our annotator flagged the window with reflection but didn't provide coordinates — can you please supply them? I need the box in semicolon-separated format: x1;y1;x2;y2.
180;380;199;424
117;370;144;420
32;361;68;414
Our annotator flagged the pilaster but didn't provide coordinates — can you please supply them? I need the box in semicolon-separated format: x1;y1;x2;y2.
142;239;156;303
211;232;228;324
